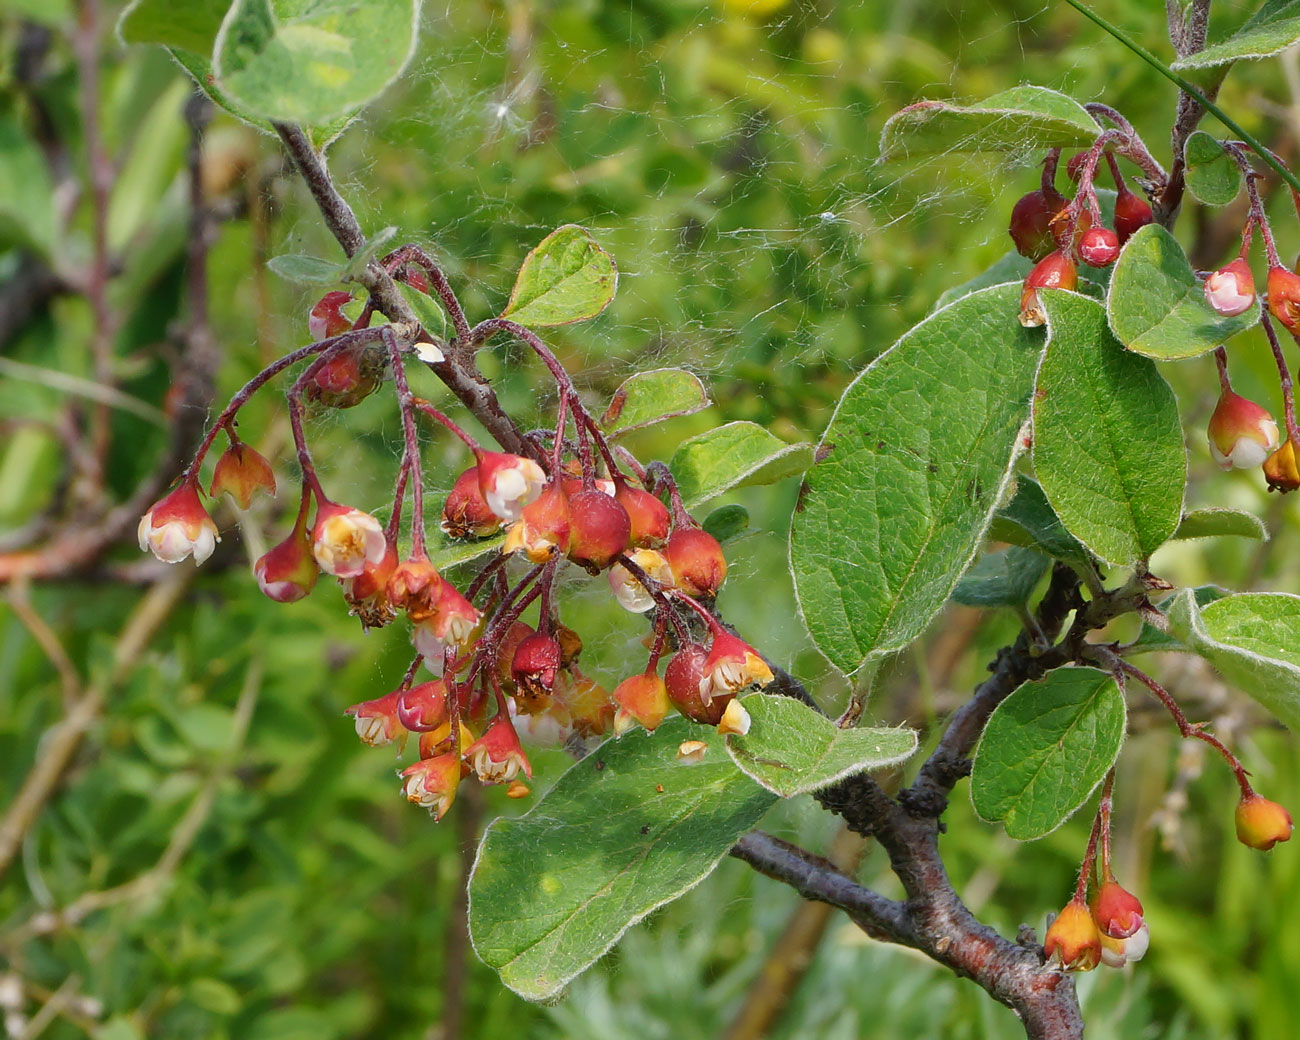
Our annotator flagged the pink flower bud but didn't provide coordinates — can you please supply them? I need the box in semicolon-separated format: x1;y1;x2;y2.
698;631;774;705
1019;251;1077;328
1099;922;1150;968
664;527;728;599
209;442;277;510
1204;259;1256;317
387;555;443;619
1043;897;1101;972
476;452;546;521
253;521;318;603
566;489;631;572
344;689;403;747
502;481;570;562
1236;792;1294;850
1207;390;1279;470
400;751;462;819
511;632;562;701
396;679;451;732
464;711;532;785
138;479;220;565
1113;184;1153;244
307;345;382;409
308;291;353;340
411;582;482;673
1077;227;1120;267
612;671;671;734
440;466;503;539
1268;266;1300;330
1090;879;1144;939
312;501;387;579
614;480;670;548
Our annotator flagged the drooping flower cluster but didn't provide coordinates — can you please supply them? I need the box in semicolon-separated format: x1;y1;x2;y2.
137;246;776;822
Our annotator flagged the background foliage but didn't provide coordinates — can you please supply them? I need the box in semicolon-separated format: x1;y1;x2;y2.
3;1;1300;1037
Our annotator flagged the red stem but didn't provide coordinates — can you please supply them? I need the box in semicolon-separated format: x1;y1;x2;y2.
387;331;427;556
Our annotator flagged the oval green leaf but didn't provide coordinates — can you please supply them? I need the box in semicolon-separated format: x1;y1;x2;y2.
0;114;57;258
790;284;1046;674
1167;589;1300;732
1184;132;1244;205
701;503;750;543
725;695;917;797
117;0;228;54
971;667;1126;840
1034;290;1186;566
671;421;813;509
468;720;776;1002
266;253;343;285
952;547;1050;609
1108;224;1259;360
880;86;1100;159
501;224;618;327
599;368;710;438
987;475;1090;567
397;283;448;342
1173;0;1300;69
213;0;422;125
1172;507;1267;542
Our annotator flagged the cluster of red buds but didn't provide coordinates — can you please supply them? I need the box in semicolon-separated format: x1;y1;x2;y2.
137;245;777;819
1012;120;1155;328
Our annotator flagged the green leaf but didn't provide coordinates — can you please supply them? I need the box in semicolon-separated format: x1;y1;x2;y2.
117;0;229;54
952;547;1050;608
988;475;1090;567
599;368;711;438
426;530;506;573
971;667;1126;840
213;0;422;125
501;225;618;327
1108;224;1259;360
725;695;916;797
341;226;398;281
469;719;775;1002
266;253;343;285
933;250;1032;312
880;86;1100;159
397;283;448;341
0;114;57;257
1033;290;1186;565
0;0;71;26
790;285;1045;674
1168;590;1300;732
671;421;813;509
701;504;750;543
1130;584;1229;654
1172;507;1267;542
1184;132;1244;205
1173;0;1300;69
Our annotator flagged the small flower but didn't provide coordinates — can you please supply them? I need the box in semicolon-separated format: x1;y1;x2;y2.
1268;266;1300;330
1207;390;1279;470
441;466;503;539
1019;251;1078;328
308;291;353;340
1099;922;1150;968
345;689;403;747
387;555;443;619
566;488;631;572
1043;897;1102;972
138;479;220;565
502;481;570;562
396;679;451;732
476;451;546;521
615;480;670;548
607;549;673;613
464;712;532;784
1235;791;1294;850
511;632;562;703
209;442;277;510
342;541;398;628
412;582;482;673
1263;437;1300;493
664;527;728;599
400;752;462;819
665;643;731;725
612;671;671;734
716;698;752;736
1204;259;1256;317
253;521;318;603
312;501;387;578
1090;879;1144;939
698;631;774;705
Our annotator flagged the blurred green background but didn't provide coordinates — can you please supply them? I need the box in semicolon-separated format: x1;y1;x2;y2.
3;1;1300;1037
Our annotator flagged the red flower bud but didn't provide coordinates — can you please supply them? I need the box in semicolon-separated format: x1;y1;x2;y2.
396;679;451;732
209;442;276;510
1043;897;1102;972
477;452;546;521
1268;266;1300;330
1204;259;1256;317
441;466;503;539
1090;879;1144;939
1008;188;1066;262
1019;251;1078;328
664;527;728;599
1065;152;1088;182
1077;227;1120;268
698;631;774;704
566;488;631;572
612;671;671;734
308;291;353;340
1235;792;1293;850
665;643;733;725
511;632;562;702
253;520;318;603
411;582;482;672
1208;390;1279;471
342;540;398;628
400;751;461;819
1264;437;1300;493
1113;185;1153;243
138;479;219;565
345;689;403;747
615;480;670;548
503;481;570;562
308;344;382;408
464;711;532;784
